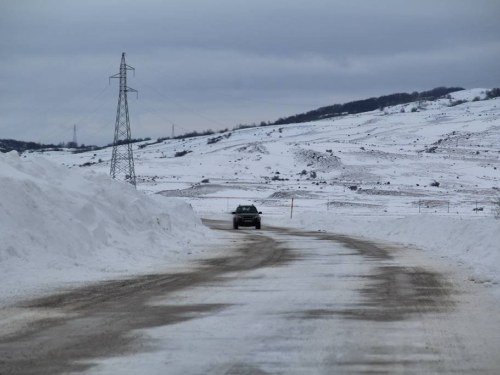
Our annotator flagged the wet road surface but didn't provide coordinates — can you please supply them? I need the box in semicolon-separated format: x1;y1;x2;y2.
1;220;499;374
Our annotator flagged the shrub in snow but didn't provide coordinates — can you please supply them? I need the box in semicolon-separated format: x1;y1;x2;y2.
448;99;468;107
430;180;440;187
207;136;223;144
174;150;191;157
485;88;500;99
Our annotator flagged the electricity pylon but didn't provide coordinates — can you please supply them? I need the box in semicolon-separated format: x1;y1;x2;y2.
109;53;138;187
72;124;77;147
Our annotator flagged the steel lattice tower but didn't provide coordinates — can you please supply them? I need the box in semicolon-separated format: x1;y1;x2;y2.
72;124;77;147
109;53;138;187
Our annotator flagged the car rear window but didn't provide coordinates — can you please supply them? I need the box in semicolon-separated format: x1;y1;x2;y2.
236;206;258;213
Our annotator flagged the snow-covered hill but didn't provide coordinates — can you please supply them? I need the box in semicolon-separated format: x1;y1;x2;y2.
24;88;500;289
33;88;500;216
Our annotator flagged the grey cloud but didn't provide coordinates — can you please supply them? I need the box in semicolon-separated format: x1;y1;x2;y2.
1;0;499;145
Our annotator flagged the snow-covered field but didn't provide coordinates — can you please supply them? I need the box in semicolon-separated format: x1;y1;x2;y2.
0;152;210;304
34;88;499;215
15;88;500;296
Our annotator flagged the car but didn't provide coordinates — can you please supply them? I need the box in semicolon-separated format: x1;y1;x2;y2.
232;205;262;229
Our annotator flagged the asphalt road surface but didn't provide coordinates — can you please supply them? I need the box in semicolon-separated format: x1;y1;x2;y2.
1;220;500;374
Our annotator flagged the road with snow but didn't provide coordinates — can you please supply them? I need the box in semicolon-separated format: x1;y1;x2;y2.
1;220;500;374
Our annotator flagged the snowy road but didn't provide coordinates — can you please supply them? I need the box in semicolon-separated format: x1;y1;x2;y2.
1;220;500;374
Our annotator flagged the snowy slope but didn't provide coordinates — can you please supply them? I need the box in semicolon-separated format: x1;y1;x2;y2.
26;88;500;289
33;88;500;214
0;152;209;303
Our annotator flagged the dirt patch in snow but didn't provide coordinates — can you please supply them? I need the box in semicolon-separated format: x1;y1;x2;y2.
358;189;429;197
303;266;453;322
327;201;385;210
158;184;246;198
294;148;341;170
236;142;269;155
356;150;420;161
268;190;320;199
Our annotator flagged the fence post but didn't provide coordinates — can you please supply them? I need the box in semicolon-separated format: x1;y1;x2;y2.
447;201;450;214
290;198;294;219
476;201;478;214
418;200;421;213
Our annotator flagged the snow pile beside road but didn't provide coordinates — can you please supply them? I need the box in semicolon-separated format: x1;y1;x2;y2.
0;152;208;302
274;213;500;285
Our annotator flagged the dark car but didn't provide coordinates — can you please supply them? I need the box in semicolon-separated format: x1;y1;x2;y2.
232;205;262;229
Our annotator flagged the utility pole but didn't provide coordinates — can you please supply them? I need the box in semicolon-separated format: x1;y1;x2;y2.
72;124;77;147
172;123;175;138
109;53;138;187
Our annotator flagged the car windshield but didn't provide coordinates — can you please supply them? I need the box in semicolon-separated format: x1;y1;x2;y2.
236;206;258;213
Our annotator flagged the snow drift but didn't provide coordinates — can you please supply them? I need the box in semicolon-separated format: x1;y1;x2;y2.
0;152;208;302
275;213;500;285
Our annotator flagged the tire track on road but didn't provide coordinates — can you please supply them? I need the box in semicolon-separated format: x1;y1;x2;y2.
0;225;293;375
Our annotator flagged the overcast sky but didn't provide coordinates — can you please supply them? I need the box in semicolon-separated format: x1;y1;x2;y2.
1;0;499;145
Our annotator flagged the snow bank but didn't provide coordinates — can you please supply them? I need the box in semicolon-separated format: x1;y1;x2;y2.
273;213;500;285
0;152;208;302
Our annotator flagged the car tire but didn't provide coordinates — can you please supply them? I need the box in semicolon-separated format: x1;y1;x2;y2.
256;223;261;230
233;223;239;230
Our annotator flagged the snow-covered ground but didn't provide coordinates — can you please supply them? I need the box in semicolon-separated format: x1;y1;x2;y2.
275;213;500;288
2;88;500;374
34;88;499;214
0;152;210;304
19;88;500;296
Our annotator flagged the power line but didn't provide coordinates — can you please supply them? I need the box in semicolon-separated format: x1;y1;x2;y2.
134;98;191;133
0;60;117;132
38;93;114;144
133;75;229;129
35;84;111;142
135;99;174;125
129;57;295;107
82;97;182;146
79;117;115;145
